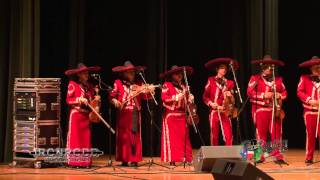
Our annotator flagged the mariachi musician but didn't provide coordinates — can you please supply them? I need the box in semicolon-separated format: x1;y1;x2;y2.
297;56;320;164
202;58;239;146
160;65;195;166
65;63;102;168
109;61;155;167
247;55;287;164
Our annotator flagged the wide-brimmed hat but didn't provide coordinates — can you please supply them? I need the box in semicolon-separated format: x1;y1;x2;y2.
159;65;193;79
204;57;239;70
112;61;146;73
65;63;102;76
299;56;320;68
251;55;285;67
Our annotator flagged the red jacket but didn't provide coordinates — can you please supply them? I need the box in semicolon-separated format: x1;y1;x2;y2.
109;80;150;111
247;74;287;109
202;76;235;107
297;75;320;111
161;81;191;112
66;81;94;111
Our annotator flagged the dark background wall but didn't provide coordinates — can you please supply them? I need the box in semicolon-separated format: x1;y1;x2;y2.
278;0;320;148
2;0;320;162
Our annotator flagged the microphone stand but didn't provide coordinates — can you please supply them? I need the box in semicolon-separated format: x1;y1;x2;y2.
236;75;261;164
174;67;204;169
271;65;277;136
229;62;243;104
306;75;320;166
136;71;169;170
91;75;125;172
271;66;288;166
229;62;243;144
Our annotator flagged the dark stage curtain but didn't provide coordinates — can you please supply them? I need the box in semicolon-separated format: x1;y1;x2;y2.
0;0;40;162
165;0;279;146
278;1;320;148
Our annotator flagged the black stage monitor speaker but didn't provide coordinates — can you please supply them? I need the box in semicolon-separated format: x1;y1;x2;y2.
193;146;243;172
212;159;274;180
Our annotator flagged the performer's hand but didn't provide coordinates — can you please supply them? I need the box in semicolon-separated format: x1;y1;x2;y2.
188;94;194;103
308;99;318;106
175;93;184;101
79;97;88;105
275;93;281;99
264;92;274;99
94;95;101;102
209;102;218;109
224;91;232;97
112;99;121;108
217;106;225;111
146;84;156;94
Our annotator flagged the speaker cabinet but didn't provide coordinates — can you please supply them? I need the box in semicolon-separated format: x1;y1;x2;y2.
212;159;274;180
193;146;243;172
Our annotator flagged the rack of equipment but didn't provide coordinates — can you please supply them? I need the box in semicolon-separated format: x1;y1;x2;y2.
12;78;61;168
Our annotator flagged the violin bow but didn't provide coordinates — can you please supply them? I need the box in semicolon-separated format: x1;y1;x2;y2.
271;65;277;134
87;103;115;134
138;71;159;105
229;61;243;104
217;109;226;142
183;67;198;133
120;84;161;109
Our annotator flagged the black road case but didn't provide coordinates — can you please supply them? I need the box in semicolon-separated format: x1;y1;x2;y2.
13;78;61;168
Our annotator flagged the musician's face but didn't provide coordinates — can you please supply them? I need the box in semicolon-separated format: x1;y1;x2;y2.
311;65;320;75
78;71;89;82
262;65;272;75
123;70;135;82
172;72;183;82
216;65;227;77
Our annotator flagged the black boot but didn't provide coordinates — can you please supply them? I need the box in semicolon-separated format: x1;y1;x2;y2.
169;162;176;166
121;162;128;167
131;162;138;167
275;159;288;165
305;159;313;165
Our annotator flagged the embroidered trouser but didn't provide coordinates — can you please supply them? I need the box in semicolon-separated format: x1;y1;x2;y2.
209;110;233;146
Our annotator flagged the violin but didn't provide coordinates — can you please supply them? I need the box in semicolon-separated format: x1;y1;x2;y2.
262;91;285;120
181;67;199;133
310;75;320;83
186;101;200;125
216;78;237;119
264;78;285;121
275;95;285;120
223;91;238;119
89;85;102;123
120;84;160;108
131;84;159;94
178;84;199;126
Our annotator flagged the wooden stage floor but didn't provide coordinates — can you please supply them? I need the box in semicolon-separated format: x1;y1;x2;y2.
1;149;320;180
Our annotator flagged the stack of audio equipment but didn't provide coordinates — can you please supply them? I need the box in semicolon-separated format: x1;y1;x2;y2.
13;78;61;168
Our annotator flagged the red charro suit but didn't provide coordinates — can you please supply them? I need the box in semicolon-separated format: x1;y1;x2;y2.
247;74;287;160
109;80;150;163
203;76;234;146
161;81;193;163
66;81;94;167
297;75;320;161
